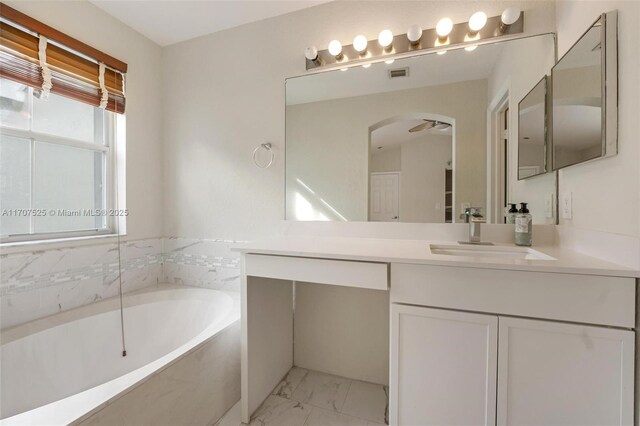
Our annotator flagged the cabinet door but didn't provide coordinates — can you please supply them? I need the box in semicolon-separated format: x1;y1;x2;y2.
497;317;635;426
390;304;497;426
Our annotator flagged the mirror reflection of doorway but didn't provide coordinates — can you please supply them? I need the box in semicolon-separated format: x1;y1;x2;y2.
370;172;400;222
369;114;453;223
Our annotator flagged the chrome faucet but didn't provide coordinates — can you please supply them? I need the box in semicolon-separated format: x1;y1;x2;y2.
462;207;488;244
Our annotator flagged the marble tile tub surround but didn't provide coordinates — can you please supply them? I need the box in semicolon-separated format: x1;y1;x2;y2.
0;239;163;329
216;367;387;426
0;237;241;329
162;237;241;292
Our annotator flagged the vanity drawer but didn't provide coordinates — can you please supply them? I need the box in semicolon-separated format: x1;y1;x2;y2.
244;254;389;290
391;263;635;328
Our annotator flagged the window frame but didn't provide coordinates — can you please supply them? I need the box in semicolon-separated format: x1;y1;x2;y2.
0;83;117;243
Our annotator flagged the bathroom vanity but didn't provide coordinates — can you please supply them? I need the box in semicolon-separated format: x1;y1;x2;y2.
236;236;637;426
251;8;633;425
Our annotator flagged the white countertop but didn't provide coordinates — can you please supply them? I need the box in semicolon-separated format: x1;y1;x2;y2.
234;236;640;278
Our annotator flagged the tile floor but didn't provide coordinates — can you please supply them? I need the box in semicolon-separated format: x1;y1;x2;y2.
214;367;388;426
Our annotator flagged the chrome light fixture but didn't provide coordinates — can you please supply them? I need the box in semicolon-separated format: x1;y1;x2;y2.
305;8;524;70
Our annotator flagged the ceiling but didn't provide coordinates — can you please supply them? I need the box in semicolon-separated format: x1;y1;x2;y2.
371;119;452;152
90;1;328;46
286;34;555;105
286;41;506;106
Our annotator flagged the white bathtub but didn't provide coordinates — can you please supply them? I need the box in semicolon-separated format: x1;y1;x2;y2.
1;285;240;425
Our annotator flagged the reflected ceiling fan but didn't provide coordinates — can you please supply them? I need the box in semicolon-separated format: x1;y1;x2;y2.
408;120;451;133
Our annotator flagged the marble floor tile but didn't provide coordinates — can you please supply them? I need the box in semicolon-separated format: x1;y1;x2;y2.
249;395;312;426
291;370;352;412
340;380;388;424
304;407;367;426
219;369;388;426
272;367;309;399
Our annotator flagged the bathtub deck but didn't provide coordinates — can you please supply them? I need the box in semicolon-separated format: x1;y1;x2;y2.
216;367;388;426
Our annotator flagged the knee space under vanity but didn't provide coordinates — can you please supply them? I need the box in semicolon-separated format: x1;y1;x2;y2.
243;266;392;424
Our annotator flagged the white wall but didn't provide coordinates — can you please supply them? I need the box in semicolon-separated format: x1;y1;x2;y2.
294;282;390;385
400;135;452;223
371;135;452;223
285;80;487;221
162;0;556;240
371;147;401;173
6;1;164;240
555;1;640;237
488;34;557;225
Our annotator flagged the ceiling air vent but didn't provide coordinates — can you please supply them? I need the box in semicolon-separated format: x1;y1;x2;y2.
388;67;409;79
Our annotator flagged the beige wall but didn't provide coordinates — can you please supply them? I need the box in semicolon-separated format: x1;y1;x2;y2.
400;135;452;223
286;80;487;221
6;1;164;240
553;66;601;99
371;136;452;223
371;147;401;173
294;282;390;385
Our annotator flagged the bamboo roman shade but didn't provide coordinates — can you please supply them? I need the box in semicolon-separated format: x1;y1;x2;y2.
0;3;127;113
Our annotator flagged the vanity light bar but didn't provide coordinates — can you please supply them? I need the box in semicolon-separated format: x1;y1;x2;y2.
305;9;524;70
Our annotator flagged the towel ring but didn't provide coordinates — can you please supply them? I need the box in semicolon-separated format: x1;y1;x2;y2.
253;143;274;169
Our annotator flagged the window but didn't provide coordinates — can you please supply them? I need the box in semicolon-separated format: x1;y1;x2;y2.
0;4;127;243
0;77;116;241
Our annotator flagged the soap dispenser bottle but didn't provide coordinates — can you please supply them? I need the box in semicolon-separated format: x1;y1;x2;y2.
515;203;532;246
506;203;518;224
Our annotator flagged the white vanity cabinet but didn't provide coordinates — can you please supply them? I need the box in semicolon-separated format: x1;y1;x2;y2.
497;317;634;426
390;263;636;426
390;305;497;426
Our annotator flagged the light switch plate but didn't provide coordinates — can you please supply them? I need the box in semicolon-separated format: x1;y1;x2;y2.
561;192;572;219
545;193;554;218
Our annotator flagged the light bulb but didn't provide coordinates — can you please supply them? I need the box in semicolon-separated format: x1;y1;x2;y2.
304;46;318;61
465;45;478;52
378;29;393;48
501;7;521;26
353;35;368;53
407;24;423;44
436;18;453;38
362;63;372;68
469;11;487;32
385;59;395;64
328;40;343;57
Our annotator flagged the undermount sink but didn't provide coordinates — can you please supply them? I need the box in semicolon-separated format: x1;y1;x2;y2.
429;243;556;260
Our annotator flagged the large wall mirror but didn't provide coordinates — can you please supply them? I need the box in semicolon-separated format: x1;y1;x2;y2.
552;11;618;170
286;34;557;224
